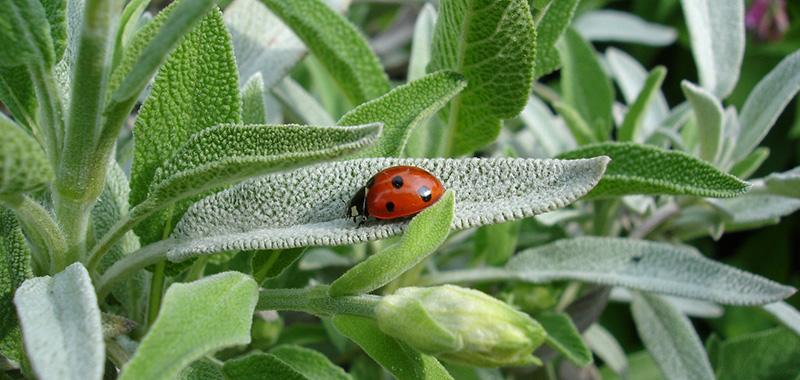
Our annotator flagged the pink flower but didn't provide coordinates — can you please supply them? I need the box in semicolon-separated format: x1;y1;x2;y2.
746;0;789;41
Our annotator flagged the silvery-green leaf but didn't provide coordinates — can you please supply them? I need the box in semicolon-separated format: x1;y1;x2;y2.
610;287;723;318
574;10;676;46
53;0;83;107
585;324;628;380
429;0;536;155
0;207;32;362
729;147;769;180
242;73;268;125
271;76;335;126
262;0;389;106
329;190;454;297
502;237;795;305
0;115;53;195
558;142;750;199
119;272;258;380
733;49;800;161
407;3;436;82
13;263;104;380
710;194;800;228
605;48;669;139
339;70;466;158
681;81;723;163
716;106;740;170
168;157;608;260
680;0;744;98
533;0;580;79
552;102;595;146
519;95;577;157
631;292;714;380
0;0;55;67
762;302;800;337
760;166;800;198
537;313;592;367
560;27;614;141
224;0;348;91
618;66;667;143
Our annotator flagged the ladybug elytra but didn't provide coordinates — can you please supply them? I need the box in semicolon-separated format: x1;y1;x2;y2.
346;166;445;226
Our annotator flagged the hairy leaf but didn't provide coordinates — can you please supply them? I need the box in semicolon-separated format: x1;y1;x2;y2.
269;344;353;380
272;77;335;126
729;147;769;179
584;324;628;379
0;115;53;195
178;360;224;380
408;3;437;81
329;190;454;297
761;166;800;198
222;353;306;380
680;0;744;98
242;73;268;124
0;0;55;67
168;157;609;260
712;194;800;228
429;0;536;155
573;10;676;46
606;48;669;141
339;70;466;158
519;96;577;157
332;314;453;380
0;207;32;362
631;292;714;380
533;0;579;79
762;302;800;338
14;263;104;380
537;313;592;367
261;0;389;106
713;327;800;380
618;66;667;142
119;272;258;380
0;65;37;133
558;142;750;199
681;81;723;163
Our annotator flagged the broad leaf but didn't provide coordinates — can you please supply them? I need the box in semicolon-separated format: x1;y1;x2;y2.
0;115;53;195
502;237;795;305
573;10;676;46
537;313;592;367
618;66;667;142
222;353;307;380
261;0;389;106
14;263;104;380
130;7;241;245
332;314;453;380
560;27;614;141
429;0;536;155
329;190;454;297
178;360;224;380
242;73;268;124
680;0;744;98
733;49;800;162
713;327;800;380
269;344;353;380
119;272;258;380
0;207;32;362
339;70;466;158
168;157;609;260
0;66;37;133
631;292;714;380
558;142;750;199
532;0;579;79
0;0;55;67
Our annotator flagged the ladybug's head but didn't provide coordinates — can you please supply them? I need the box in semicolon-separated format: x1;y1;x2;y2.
345;186;369;226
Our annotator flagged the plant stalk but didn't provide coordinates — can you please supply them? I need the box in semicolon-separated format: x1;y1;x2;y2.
257;286;381;318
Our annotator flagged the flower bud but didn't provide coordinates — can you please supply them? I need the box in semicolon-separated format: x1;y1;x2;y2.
376;285;547;367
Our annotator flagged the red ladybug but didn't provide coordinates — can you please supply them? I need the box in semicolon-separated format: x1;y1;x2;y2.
346;166;445;226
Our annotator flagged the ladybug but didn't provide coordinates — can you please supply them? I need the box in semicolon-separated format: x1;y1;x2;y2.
346;166;445;226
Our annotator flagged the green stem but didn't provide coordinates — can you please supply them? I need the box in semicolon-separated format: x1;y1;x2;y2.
417;267;515;286
592;199;620;236
105;340;132;369
257;286;380;318
86;200;155;274
0;194;67;275
95;239;174;300
252;250;281;285
184;255;209;282
147;262;166;327
51;193;93;271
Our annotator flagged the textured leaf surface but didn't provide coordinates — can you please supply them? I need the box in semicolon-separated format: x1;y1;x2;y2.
13;263;104;380
339;70;466;158
261;0;389;106
269;344;353;380
333;314;453;380
178;360;224;380
0;0;55;66
606;48;669;141
0;65;37;133
271;77;334;126
168;157;609;260
242;73;268;124
533;0;579;79
713;194;800;227
119;272;258;380
429;0;536;155
762;301;800;337
713;327;800;380
130;8;241;244
222;353;306;380
733;49;800;161
573;10;676;46
560;27;614;141
680;0;743;98
762;166;800;198
0;207;32;362
618;66;667;142
631;292;714;380
681;81;723;163
504;237;795;305
0;115;53;195
558;142;750;199
329;190;454;297
537;313;592;367
41;0;67;61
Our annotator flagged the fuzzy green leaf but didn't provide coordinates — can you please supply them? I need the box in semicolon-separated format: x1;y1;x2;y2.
178;360;224;380
111;0;148;68
222;353;306;380
329;190;454;297
713;327;800;380
41;0;67;61
130;8;241;245
519;96;577;157
729;147;769;179
681;81;723;163
537;312;592;367
606;48;669;141
272;77;335;126
474;219;521;266
119;272;258;380
573;10;677;46
618;66;667;142
332;314;453;380
269;344;353;380
0;115;53;195
761;166;800;198
680;0;744;98
0;207;32;362
584;324;628;379
733;49;800;162
552;102;595;146
261;0;389;106
13;263;104;380
532;0;579;79
167;157;609;260
0;66;37;132
712;194;800;228
503;237;795;305
242;73;268;124
632;292;714;380
408;3;437;82
339;70;466;158
558;142;750;199
762;302;800;337
560;27;614;141
0;0;55;67
429;0;536;155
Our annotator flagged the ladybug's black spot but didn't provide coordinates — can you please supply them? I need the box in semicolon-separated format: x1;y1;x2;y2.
386;201;395;212
631;256;642;263
392;176;404;189
418;185;432;202
366;176;375;188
